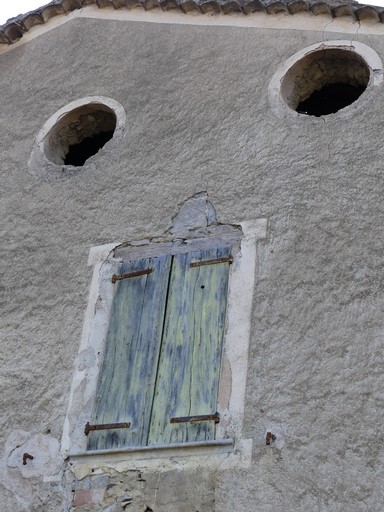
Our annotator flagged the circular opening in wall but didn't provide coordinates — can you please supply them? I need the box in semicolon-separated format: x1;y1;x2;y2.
44;103;117;166
281;48;370;116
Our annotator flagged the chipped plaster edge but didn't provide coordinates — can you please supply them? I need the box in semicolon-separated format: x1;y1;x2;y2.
87;242;121;267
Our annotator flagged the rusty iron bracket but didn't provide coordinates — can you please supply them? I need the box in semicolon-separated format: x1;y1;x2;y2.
170;413;220;424
112;268;152;283
22;453;34;465
190;257;232;268
84;421;131;436
266;432;276;445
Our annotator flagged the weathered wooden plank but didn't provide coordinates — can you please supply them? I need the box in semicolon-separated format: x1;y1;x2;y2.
148;246;231;445
87;254;171;450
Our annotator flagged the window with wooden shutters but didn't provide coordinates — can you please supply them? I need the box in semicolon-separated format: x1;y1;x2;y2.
86;246;231;450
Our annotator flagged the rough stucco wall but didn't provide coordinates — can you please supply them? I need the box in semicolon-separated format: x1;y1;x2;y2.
1;15;384;511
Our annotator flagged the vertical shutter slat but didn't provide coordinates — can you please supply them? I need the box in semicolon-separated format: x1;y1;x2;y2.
148;246;230;445
87;254;171;450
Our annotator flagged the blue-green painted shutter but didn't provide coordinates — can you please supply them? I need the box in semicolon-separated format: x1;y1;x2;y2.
148;246;231;445
87;255;171;450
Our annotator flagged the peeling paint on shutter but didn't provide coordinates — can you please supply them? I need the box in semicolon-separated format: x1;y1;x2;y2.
87;255;171;450
148;246;231;445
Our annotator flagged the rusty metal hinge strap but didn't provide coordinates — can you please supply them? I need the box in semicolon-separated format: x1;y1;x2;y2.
84;421;131;436
170;413;220;424
190;257;232;268
112;268;153;283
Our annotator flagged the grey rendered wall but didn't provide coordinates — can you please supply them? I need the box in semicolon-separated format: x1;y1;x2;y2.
1;15;384;511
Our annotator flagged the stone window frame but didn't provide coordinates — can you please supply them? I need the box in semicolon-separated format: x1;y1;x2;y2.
61;218;267;477
28;96;126;182
268;40;383;125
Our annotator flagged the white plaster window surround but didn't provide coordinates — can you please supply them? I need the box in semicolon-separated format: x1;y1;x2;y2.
269;40;383;124
28;96;126;181
62;219;266;476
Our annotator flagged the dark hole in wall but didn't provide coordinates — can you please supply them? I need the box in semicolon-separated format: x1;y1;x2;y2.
296;83;366;117
281;48;370;117
44;105;117;166
64;131;114;166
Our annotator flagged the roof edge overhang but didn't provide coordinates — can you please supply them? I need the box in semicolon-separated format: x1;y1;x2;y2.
1;0;384;45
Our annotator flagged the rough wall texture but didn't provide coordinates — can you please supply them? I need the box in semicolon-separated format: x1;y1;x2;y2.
1;14;384;511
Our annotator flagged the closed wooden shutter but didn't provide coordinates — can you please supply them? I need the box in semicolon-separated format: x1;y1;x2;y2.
87;246;231;450
148;246;231;445
87;255;171;450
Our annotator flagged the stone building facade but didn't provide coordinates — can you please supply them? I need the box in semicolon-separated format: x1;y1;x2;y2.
1;0;384;510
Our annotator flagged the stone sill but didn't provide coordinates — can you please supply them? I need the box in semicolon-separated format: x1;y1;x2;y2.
67;439;247;479
69;438;234;462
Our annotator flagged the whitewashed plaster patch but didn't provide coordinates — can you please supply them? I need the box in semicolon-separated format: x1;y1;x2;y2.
0;430;33;509
0;430;63;509
7;432;62;478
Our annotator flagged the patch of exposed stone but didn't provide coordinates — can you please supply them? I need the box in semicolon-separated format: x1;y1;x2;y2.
0;0;383;46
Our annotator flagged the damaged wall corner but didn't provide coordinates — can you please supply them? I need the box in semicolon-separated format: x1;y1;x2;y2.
169;192;217;235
